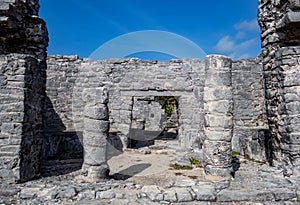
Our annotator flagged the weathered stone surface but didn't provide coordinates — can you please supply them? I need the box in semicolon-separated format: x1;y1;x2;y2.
83;119;109;133
0;0;48;182
259;0;300;173
174;179;197;187
273;188;296;201
58;187;77;199
82;88;110;180
163;189;177;202
217;189;274;202
84;105;109;120
77;190;96;200
82;87;109;105
174;187;193;202
191;185;216;201
141;185;163;201
96;190;116;199
203;55;233;179
1;1;300;199
20;189;37;199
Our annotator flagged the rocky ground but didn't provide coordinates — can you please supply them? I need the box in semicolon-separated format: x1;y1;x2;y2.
1;140;300;205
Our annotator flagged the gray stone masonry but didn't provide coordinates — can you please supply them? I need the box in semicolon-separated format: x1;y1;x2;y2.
259;0;300;175
1;0;300;185
44;56;267;169
203;55;233;178
1;159;300;204
232;58;269;162
0;0;48;182
82;88;110;180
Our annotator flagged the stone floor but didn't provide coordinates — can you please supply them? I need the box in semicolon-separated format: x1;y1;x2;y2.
1;140;300;205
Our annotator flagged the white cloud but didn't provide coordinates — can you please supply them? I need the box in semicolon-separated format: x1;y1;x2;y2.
236;38;257;51
214;19;260;59
216;36;257;53
235;31;246;39
215;37;258;59
235;19;259;31
215;36;235;53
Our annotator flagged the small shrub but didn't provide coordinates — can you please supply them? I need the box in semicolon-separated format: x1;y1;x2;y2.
189;158;201;166
170;163;193;170
232;150;241;157
245;154;264;164
160;151;168;155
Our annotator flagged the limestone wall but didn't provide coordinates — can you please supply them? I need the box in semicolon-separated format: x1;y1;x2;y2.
44;57;206;160
259;0;300;174
232;58;268;162
43;56;267;165
0;0;48;182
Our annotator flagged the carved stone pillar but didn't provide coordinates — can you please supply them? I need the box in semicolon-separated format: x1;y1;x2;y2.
203;55;233;179
82;88;110;181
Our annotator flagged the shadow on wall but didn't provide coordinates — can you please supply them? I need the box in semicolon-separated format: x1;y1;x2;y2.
41;95;83;177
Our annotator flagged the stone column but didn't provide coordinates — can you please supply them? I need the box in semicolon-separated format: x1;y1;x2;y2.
203;55;233;179
82;88;110;181
258;0;300;175
0;0;48;182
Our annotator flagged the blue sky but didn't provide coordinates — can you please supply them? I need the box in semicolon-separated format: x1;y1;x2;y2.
39;0;261;60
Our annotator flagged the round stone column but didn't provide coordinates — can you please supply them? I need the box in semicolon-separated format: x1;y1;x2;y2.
82;88;110;181
203;55;233;179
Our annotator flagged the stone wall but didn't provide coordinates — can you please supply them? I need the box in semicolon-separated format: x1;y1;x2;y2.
1;0;300;182
44;57;206;161
43;56;267;167
232;58;268;162
0;0;48;182
259;0;300;174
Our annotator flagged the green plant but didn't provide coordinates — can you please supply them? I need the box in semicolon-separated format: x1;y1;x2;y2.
165;104;174;117
232;150;241;157
160;151;169;155
155;96;177;117
189;158;201;165
244;154;264;164
170;163;193;170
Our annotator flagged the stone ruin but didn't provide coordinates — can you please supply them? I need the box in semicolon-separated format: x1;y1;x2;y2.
0;0;300;186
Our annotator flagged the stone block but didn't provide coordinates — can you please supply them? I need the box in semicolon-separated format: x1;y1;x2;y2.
173;188;193;202
83;131;107;146
82;87;108;104
163;189;177;202
205;130;232;142
277;11;300;29
191;185;216;201
205;115;233;129
141;185;162;201
205;55;232;71
217;189;274;202
84;105;108;120
285;102;300;114
205;71;232;87
82;164;109;179
83;146;107;165
203;140;232;167
96;190;116;199
273;188;296;201
232;129;268;162
204;87;233;101
83;118;109;133
204;100;233;114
